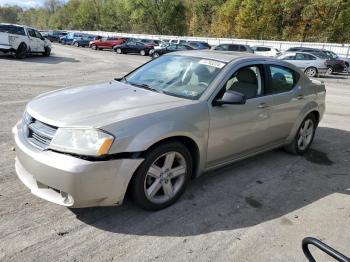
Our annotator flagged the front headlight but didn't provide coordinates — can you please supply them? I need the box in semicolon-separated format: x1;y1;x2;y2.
50;128;114;156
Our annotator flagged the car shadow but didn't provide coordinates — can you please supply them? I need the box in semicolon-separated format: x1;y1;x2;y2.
320;74;349;80
0;53;79;64
70;127;350;237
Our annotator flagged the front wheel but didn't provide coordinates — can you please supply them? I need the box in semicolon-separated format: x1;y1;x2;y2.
131;142;193;211
91;44;97;50
116;48;122;54
326;66;334;75
304;67;318;78
284;114;317;155
152;52;160;58
140;49;146;56
74;42;79;47
43;47;51;57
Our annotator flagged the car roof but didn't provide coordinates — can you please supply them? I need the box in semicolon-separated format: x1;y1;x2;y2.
0;23;35;30
167;50;262;63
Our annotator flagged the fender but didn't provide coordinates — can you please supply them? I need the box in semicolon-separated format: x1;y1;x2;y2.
285;100;320;144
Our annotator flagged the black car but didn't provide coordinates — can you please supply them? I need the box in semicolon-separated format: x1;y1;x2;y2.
46;31;67;42
151;44;194;58
113;42;154;56
286;47;346;73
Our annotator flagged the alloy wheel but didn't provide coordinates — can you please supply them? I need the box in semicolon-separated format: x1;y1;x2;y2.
297;119;314;151
326;66;333;75
140;50;146;56
144;151;187;204
305;68;317;78
116;48;122;54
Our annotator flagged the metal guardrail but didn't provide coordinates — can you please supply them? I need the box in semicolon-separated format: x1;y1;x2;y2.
302;237;350;262
76;30;350;58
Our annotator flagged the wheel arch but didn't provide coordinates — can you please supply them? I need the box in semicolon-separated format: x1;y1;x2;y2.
141;135;200;179
286;102;321;144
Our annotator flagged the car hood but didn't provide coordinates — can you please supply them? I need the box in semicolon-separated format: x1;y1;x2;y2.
26;81;192;127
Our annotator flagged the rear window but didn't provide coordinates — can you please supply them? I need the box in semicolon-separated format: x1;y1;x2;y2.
0;25;25;36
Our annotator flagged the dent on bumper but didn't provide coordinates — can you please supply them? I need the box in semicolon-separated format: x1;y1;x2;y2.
13;124;144;208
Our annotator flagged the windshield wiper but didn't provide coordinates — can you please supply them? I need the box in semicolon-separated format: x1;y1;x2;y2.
127;81;162;93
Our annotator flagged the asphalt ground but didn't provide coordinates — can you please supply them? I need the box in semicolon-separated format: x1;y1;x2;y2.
0;44;349;261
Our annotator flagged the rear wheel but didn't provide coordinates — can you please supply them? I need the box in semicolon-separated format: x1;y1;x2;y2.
15;43;27;59
304;67;318;78
284;114;317;155
91;44;97;50
116;48;122;54
74;42;79;47
131;142;192;210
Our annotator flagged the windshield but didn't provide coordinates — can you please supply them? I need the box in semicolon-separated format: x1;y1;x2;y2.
122;55;226;100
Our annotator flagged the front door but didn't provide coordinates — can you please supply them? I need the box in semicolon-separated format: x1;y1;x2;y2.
27;28;38;52
207;64;274;167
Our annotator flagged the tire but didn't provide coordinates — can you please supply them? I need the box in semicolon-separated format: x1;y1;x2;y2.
153;52;160;58
326;66;334;75
91;44;97;50
43;47;51;57
116;48;122;54
140;49;146;56
131;142;193;211
74;42;79;47
15;43;27;59
304;67;318;78
284;114;317;155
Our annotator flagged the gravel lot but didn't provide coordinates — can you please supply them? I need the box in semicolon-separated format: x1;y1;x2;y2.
1;45;350;262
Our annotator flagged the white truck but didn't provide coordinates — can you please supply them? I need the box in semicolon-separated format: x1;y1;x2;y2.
0;23;51;59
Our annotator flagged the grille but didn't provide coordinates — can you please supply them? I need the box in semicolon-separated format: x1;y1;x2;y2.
23;112;57;150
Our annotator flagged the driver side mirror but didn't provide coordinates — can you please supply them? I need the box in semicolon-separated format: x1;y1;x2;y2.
213;90;246;106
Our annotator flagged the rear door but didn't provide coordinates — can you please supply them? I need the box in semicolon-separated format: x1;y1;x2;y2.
294;53;313;70
266;64;305;142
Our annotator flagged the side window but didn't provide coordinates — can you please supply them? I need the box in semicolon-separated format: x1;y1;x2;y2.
295;53;310;60
27;29;36;38
267;65;296;95
216;44;228;51
240;45;247;51
35;30;43;40
221;65;263;99
229;45;239;51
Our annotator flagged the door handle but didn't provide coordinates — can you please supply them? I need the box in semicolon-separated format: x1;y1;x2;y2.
296;95;304;100
257;103;269;109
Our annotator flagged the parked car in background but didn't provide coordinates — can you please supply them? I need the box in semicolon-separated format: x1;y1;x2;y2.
13;51;325;210
252;46;281;57
89;36;125;50
140;39;160;46
278;52;328;77
187;41;211;50
285;47;347;74
169;39;188;44
113;41;154;56
151;43;194;58
0;23;51;58
72;35;96;47
214;44;254;53
60;32;85;45
46;31;67;42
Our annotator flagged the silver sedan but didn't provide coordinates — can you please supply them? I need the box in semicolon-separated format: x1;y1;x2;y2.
13;50;326;210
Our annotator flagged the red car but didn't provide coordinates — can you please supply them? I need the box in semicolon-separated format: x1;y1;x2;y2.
89;37;125;50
